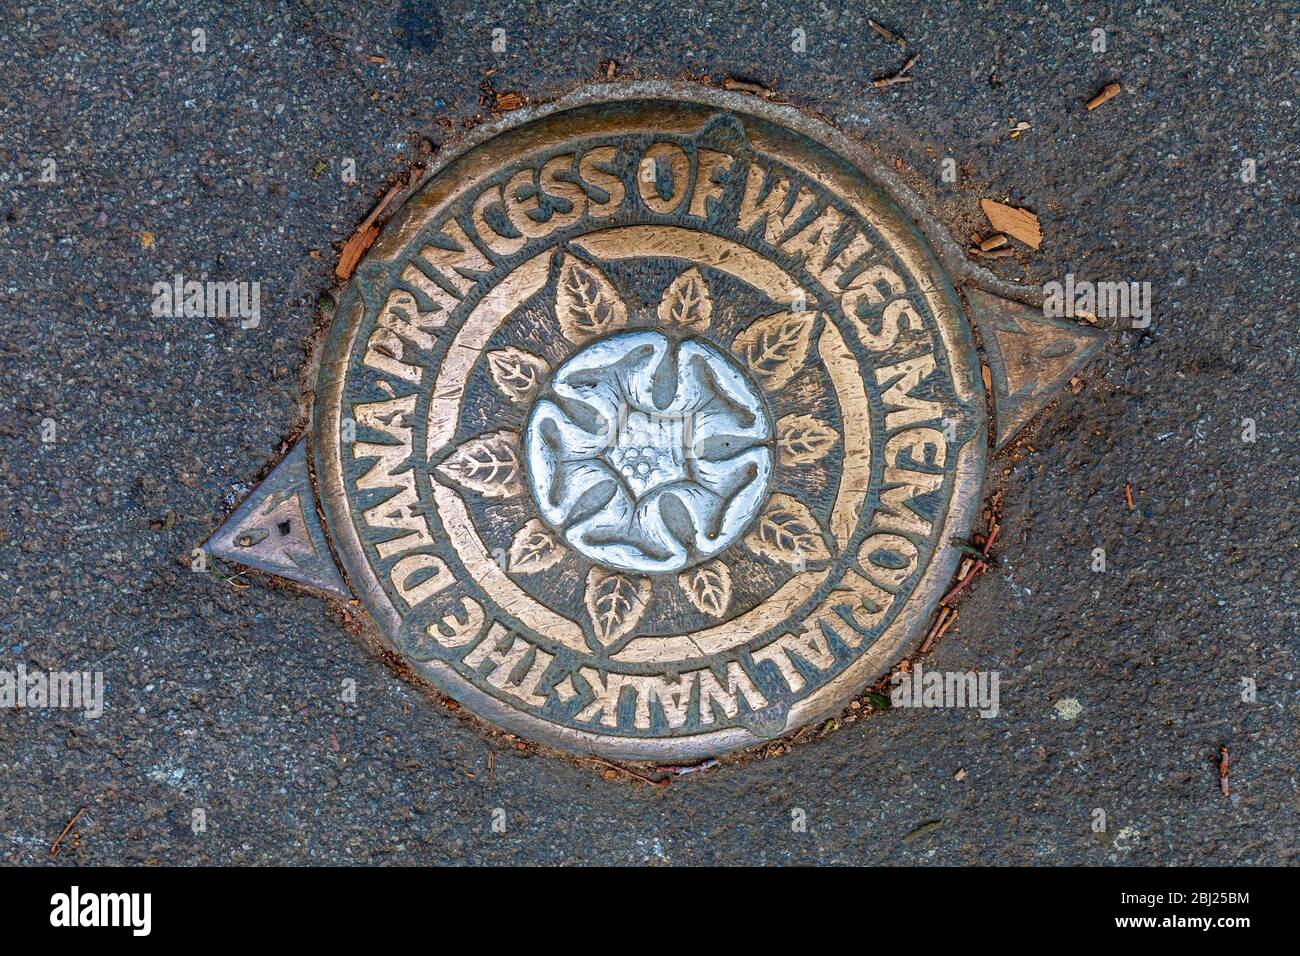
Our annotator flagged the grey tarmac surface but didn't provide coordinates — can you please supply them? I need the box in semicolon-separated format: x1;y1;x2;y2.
1;0;1296;865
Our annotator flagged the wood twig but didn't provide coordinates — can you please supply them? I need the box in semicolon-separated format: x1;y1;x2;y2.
335;179;406;280
970;245;1017;260
868;19;906;47
723;77;773;99
873;54;918;88
591;755;666;787
1218;746;1230;797
655;759;719;776
50;807;85;859
1086;82;1122;111
920;606;956;654
940;524;1000;606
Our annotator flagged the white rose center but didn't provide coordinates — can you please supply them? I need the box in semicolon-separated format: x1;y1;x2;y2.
524;331;773;573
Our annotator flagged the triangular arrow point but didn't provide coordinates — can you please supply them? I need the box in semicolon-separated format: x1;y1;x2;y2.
203;437;350;599
965;286;1106;449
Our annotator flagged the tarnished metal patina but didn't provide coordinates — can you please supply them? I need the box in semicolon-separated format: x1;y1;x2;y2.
207;83;1103;760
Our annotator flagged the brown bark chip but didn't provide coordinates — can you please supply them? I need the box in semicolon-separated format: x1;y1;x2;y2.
334;181;406;280
496;91;523;112
980;199;1042;249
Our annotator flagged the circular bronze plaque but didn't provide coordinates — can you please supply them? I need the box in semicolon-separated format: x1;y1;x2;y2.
315;85;986;759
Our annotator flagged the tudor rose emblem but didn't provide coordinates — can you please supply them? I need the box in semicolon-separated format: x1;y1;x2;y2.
204;87;1104;760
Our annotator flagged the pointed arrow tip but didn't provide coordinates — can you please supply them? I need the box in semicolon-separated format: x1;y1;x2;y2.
203;437;350;599
966;285;1106;449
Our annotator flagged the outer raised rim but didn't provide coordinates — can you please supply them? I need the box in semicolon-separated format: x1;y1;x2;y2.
313;81;987;761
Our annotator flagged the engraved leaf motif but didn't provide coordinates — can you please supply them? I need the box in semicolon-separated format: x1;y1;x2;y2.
657;267;713;333
744;493;832;567
507;519;565;574
679;560;733;618
555;254;627;345
776;413;840;465
487;347;550;403
732;311;817;390
436;429;523;498
584;567;650;649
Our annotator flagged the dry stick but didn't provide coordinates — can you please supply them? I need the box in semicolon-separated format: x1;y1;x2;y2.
873;54;918;88
656;759;719;776
920;607;956;654
592;755;665;787
868;19;906;47
723;77;773;98
335;179;407;280
1218;746;1230;797
940;570;978;607
971;246;1017;260
1087;82;1122;111
919;609;945;653
359;180;404;233
981;524;1001;557
932;608;958;646
50;806;85;859
940;525;1001;606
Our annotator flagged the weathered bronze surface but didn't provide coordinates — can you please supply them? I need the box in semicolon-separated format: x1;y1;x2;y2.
206;83;1102;760
965;286;1105;447
205;438;347;598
